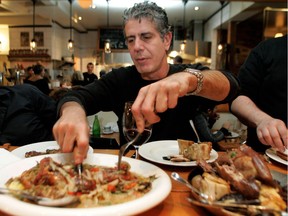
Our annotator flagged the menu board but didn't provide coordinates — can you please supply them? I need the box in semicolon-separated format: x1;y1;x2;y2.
98;28;128;51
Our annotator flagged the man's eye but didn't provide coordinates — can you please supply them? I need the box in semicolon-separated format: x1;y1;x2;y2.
126;38;134;44
142;35;152;41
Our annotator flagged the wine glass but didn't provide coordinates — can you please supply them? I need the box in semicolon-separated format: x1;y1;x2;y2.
122;101;152;158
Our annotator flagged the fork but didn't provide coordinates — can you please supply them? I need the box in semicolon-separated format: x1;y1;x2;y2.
189;120;201;143
75;163;84;191
117;133;141;170
0;187;78;207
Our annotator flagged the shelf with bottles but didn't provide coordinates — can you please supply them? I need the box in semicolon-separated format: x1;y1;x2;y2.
8;49;51;62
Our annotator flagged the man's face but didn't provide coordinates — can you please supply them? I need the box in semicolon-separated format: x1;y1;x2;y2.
124;19;172;79
87;64;94;73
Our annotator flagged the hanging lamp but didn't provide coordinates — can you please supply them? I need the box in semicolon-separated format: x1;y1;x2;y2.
30;0;37;52
104;0;111;54
179;0;187;53
217;1;225;54
67;0;74;52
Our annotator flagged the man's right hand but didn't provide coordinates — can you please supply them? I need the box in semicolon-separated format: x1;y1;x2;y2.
52;102;90;164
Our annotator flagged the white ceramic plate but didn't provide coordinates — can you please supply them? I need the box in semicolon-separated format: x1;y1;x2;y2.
0;153;171;216
0;149;21;169
266;148;288;166
224;131;240;139
11;141;93;159
139;140;218;167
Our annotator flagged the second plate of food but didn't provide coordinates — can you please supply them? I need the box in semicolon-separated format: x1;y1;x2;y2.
11;141;94;158
139;140;218;167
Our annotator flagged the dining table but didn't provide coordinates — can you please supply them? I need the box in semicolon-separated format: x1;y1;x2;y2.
0;137;287;216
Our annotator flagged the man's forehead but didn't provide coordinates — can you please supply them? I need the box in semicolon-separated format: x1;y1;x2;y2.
124;19;157;36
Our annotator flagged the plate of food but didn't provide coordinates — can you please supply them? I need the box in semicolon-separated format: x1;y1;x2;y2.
11;141;94;159
139;140;218;167
186;145;287;216
0;153;171;216
266;148;288;166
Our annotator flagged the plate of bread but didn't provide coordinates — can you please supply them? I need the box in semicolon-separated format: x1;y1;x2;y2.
139;140;218;167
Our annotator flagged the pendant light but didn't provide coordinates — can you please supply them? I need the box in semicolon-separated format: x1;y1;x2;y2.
179;0;187;53
217;1;225;54
104;0;111;54
30;0;37;52
67;0;74;52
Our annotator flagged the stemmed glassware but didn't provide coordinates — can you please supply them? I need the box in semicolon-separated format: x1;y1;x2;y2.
122;101;153;158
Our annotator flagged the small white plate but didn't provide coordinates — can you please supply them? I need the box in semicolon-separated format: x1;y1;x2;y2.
102;130;114;135
224;131;240;139
266;148;288;166
0;153;171;216
139;140;218;167
11;141;94;159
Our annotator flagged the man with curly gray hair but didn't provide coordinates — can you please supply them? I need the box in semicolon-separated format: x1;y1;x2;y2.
53;2;239;164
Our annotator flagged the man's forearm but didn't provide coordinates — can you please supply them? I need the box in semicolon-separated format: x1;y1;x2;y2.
230;95;271;128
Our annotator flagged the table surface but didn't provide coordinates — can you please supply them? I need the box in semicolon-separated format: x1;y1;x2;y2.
0;143;287;216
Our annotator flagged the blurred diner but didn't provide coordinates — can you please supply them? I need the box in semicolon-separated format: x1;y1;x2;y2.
83;62;98;85
24;64;50;95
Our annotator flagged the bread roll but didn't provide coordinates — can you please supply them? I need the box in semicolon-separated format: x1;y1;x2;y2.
177;139;212;160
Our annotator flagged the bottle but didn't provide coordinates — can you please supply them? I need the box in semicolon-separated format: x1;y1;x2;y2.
92;115;101;138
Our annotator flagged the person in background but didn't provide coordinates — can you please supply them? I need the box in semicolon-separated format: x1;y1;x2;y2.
83;62;98;85
71;70;84;86
99;69;106;78
53;2;240;164
173;55;183;64
24;66;34;81
0;84;56;146
230;35;287;152
0;85;75;146
60;79;72;89
193;105;232;145
24;64;50;95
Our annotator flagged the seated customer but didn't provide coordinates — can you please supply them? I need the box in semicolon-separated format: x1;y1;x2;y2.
193;105;231;144
24;64;50;95
0;84;66;146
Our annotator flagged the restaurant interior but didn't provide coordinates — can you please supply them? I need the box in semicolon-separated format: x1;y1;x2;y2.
0;0;286;79
0;1;287;215
0;0;286;122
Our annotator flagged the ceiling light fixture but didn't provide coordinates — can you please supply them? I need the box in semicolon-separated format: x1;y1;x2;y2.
30;0;37;52
217;1;225;54
180;0;188;54
77;0;91;8
68;0;74;52
104;0;111;54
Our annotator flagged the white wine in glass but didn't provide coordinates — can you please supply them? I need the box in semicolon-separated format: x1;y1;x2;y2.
122;101;152;157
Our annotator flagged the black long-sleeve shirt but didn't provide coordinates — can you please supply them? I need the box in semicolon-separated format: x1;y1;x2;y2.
58;63;240;145
0;84;56;146
236;35;287;152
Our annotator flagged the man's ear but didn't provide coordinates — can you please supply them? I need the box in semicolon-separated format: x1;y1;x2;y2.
163;32;173;51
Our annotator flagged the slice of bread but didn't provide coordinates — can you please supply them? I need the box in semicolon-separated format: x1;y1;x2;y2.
177;139;212;160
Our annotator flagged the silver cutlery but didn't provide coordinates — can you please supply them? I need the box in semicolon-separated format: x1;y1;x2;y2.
117;133;141;170
75;163;84;191
171;172;211;201
0;187;78;207
189;120;201;143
